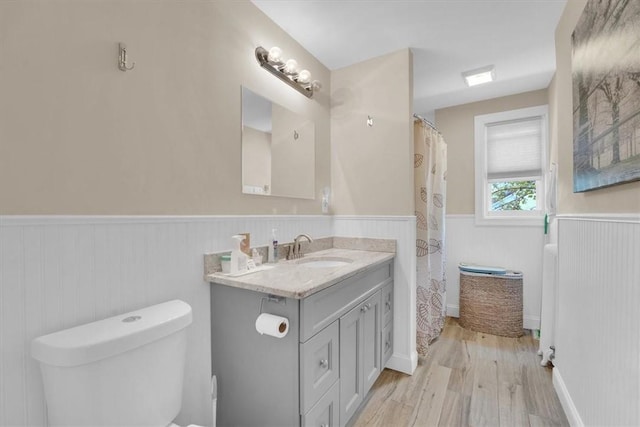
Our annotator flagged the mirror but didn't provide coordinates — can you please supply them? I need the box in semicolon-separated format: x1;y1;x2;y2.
242;87;315;199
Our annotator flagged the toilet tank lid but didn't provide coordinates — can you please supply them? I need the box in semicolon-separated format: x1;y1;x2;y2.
31;300;192;367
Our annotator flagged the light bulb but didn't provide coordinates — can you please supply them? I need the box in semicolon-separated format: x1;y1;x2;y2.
267;46;282;63
284;59;298;75
298;69;311;84
311;80;322;91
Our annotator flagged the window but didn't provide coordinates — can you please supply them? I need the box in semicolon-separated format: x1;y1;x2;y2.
474;105;548;226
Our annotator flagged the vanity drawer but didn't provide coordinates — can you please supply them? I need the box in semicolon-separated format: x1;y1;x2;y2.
300;262;392;342
382;282;393;326
301;380;340;427
382;321;393;366
300;321;340;414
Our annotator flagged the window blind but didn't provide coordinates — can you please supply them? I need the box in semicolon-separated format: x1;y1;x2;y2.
486;116;543;180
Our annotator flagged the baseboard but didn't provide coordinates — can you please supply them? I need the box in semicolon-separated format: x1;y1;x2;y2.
524;315;540;330
447;305;539;330
553;367;584;426
386;350;418;375
446;304;459;317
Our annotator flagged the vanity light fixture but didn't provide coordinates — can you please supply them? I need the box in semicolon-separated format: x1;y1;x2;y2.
462;65;495;87
255;46;321;98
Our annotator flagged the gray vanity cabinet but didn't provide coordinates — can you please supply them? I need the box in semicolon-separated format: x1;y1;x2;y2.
210;259;393;427
338;291;381;426
381;282;393;366
302;381;340;427
300;321;339;413
362;293;382;392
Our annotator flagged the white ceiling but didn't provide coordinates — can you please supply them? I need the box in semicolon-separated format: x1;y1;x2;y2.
251;0;567;119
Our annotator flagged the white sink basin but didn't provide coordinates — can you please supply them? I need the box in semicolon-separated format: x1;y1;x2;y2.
296;257;353;268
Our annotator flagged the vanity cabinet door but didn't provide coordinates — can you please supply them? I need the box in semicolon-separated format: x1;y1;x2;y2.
382;282;393;327
382;321;393;366
362;293;381;395
339;291;381;427
339;301;363;426
381;282;393;367
300;321;340;414
302;380;340;427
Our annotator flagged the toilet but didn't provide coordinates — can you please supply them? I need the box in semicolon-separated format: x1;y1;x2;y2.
31;300;205;427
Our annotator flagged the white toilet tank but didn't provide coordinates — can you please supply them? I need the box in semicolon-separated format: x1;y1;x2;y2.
31;300;193;427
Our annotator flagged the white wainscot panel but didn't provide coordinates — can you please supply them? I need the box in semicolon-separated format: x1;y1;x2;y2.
0;215;332;427
445;215;545;329
554;216;640;426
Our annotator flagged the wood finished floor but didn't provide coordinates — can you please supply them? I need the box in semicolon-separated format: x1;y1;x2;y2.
350;317;568;427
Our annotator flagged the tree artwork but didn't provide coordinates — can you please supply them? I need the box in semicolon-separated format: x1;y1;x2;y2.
571;0;640;192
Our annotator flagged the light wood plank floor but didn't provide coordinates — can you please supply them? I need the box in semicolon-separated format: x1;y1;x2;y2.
350;317;568;426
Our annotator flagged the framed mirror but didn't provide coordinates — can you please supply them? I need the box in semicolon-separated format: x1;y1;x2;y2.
241;87;315;199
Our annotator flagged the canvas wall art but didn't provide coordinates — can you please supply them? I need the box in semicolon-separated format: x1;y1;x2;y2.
572;0;640;192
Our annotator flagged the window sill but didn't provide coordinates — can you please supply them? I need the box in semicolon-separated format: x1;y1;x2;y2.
474;214;545;227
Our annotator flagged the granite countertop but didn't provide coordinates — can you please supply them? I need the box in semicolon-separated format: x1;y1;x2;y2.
206;247;394;299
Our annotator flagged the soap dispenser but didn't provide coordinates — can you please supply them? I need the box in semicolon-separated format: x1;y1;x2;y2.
230;235;248;274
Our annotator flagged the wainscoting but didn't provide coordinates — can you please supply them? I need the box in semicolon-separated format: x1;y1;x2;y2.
0;215;333;426
554;215;640;426
0;215;418;426
445;214;545;329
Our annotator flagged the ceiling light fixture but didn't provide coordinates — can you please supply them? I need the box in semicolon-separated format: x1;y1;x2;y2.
255;46;321;98
462;65;496;87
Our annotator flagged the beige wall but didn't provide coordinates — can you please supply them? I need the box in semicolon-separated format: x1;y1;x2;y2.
0;0;330;214
552;0;640;214
435;89;549;214
330;49;414;215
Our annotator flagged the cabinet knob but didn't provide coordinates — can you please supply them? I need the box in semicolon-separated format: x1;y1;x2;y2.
319;359;329;368
320;424;328;427
386;301;392;309
361;305;368;312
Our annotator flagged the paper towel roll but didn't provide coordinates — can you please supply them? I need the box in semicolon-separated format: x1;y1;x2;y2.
255;313;289;338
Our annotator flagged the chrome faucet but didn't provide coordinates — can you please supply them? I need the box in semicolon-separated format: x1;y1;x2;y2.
290;234;313;259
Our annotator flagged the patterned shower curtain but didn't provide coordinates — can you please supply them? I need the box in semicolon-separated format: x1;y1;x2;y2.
414;119;447;355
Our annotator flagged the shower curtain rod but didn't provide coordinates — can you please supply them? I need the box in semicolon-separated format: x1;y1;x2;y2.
413;113;441;134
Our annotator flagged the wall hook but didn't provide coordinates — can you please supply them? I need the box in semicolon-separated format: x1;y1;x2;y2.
118;43;135;72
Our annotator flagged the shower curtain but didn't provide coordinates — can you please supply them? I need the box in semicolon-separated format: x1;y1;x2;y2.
414;119;447;355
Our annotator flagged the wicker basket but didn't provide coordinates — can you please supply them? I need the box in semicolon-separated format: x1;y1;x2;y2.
459;270;523;337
